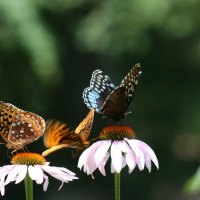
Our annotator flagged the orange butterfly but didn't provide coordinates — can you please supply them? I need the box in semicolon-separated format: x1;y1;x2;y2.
0;101;46;150
42;108;94;157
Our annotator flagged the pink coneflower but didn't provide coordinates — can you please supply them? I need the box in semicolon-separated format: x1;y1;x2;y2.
78;126;159;176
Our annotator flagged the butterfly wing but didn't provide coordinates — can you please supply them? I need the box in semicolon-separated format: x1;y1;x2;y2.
82;69;115;112
42;120;82;156
6;114;45;149
99;86;126;120
119;63;142;109
74;108;94;143
0;101;46;150
0;101;21;138
100;64;142;120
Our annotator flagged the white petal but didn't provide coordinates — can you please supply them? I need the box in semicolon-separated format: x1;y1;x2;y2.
43;173;49;191
34;165;44;184
0;174;6;196
120;141;136;173
78;148;91;170
0;165;14;196
15;165;27;184
125;139;145;171
98;152;110;176
0;165;14;176
144;157;152;172
111;156;126;173
111;141;123;173
48;166;75;176
94;140;111;167
85;142;105;174
28;166;40;181
137;140;159;169
5;165;22;185
41;165;77;183
78;141;102;174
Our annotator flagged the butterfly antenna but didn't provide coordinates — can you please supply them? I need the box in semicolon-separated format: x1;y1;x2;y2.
0;141;5;145
6;148;12;159
11;149;18;157
23;146;29;152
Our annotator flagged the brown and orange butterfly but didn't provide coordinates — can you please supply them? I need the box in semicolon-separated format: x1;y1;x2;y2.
0;101;46;150
42;108;94;157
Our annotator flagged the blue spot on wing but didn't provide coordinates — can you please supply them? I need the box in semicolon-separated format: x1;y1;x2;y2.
82;69;115;112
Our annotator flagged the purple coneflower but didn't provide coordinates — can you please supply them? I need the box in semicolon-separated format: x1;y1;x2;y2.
78;126;159;176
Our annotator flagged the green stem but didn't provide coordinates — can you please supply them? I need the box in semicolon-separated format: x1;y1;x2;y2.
24;175;33;200
115;173;121;200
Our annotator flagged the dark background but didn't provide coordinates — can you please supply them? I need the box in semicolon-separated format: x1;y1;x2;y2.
0;0;200;199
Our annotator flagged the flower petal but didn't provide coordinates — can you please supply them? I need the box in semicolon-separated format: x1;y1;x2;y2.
78;141;103;175
5;165;22;185
120;141;136;173
41;165;77;183
28;165;41;181
15;165;27;184
98;152;110;176
94;140;111;167
0;165;14;176
43;173;49;191
135;140;159;170
125;139;145;171
34;165;44;184
111;155;126;173
111;141;123;173
0;174;6;196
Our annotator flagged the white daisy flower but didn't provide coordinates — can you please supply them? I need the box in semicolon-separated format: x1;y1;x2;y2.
0;152;78;196
78;126;159;176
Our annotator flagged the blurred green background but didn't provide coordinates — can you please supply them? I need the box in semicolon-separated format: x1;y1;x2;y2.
0;0;200;199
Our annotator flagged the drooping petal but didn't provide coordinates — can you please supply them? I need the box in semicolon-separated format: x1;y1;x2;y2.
111;141;123;173
0;174;6;196
135;140;159;170
42;173;49;191
0;165;14;176
135;140;159;172
0;165;19;196
120;141;136;173
98;152;110;176
34;165;44;184
125;139;145;171
41;165;77;183
78;148;90;170
111;155;126;173
94;140;111;166
50;167;76;176
5;166;22;185
28;165;38;181
144;156;152;172
78;141;103;174
15;165;27;184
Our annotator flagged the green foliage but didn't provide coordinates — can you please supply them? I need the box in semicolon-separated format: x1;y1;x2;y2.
185;166;200;194
0;0;61;84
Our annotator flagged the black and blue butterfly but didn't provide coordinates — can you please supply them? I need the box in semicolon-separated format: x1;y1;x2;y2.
82;63;142;121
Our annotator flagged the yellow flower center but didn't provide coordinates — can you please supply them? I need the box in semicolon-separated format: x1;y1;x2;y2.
99;125;136;140
11;152;46;165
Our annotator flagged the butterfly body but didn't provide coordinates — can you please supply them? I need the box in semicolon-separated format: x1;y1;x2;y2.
42;108;94;156
83;64;142;120
0;101;46;150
